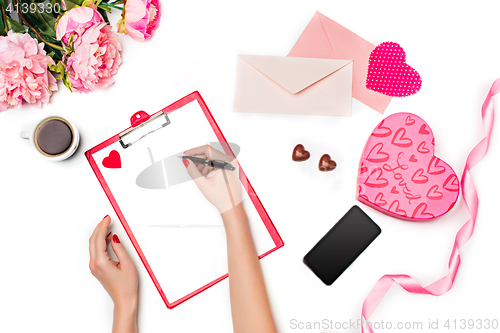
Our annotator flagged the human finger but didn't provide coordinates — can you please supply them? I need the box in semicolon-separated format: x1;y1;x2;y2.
184;158;209;187
110;234;134;268
89;215;109;262
185;145;230;162
201;165;211;176
189;154;207;172
106;230;112;245
95;216;111;255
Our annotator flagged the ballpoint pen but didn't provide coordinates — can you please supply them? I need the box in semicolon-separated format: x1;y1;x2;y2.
179;155;236;171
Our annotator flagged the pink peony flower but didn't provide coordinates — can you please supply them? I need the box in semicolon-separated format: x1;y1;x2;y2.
117;0;160;41
0;31;57;112
56;6;103;45
56;7;122;93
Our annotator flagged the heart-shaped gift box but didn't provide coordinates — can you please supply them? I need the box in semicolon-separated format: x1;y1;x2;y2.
357;113;459;221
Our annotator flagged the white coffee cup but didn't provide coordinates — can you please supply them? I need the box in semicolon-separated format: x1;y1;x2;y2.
21;115;80;161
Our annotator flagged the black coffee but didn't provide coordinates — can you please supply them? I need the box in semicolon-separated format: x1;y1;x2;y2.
35;118;73;156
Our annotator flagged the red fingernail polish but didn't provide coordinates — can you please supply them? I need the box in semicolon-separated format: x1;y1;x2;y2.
183;159;189;167
103;215;109;220
113;234;120;243
107;232;111;237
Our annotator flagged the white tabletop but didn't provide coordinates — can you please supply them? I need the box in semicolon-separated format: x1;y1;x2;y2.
1;1;499;332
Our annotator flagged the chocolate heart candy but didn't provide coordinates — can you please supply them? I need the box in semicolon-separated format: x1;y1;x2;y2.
292;144;310;162
319;154;337;172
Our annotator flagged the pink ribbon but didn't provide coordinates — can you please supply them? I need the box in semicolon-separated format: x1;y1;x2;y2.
360;79;499;333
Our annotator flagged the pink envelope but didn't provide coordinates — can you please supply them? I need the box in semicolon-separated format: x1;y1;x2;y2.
234;55;353;116
288;11;392;114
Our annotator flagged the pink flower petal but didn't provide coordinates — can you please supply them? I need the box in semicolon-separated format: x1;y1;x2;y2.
0;32;57;112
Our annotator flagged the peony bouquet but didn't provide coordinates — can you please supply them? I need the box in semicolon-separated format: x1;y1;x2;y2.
0;0;160;111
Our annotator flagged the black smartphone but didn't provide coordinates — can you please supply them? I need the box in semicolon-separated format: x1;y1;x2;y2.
303;205;381;285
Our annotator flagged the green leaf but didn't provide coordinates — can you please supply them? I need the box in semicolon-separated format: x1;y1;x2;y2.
27;27;38;39
48;60;65;74
6;17;26;33
62;75;73;92
41;31;60;45
47;60;72;92
21;10;57;38
27;28;64;61
64;0;83;10
50;0;64;13
97;1;122;11
100;5;111;12
0;6;7;36
97;7;109;23
42;43;64;61
32;11;58;37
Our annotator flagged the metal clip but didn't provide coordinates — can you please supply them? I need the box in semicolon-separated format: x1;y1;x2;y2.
119;112;171;149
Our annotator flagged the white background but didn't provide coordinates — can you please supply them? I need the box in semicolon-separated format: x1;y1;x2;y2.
1;1;499;332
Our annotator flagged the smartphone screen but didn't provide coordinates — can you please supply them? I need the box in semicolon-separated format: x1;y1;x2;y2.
303;205;381;285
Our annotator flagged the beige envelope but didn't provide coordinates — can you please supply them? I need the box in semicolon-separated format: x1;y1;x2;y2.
233;55;353;116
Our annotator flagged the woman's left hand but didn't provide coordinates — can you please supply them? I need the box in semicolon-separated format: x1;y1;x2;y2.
89;216;138;309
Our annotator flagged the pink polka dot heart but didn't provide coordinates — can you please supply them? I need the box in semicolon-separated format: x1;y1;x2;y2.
366;42;422;97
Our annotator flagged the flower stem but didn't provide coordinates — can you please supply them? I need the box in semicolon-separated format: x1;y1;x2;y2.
100;2;123;10
1;6;8;35
12;0;65;51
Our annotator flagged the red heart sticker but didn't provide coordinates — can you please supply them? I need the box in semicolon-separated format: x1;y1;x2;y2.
103;150;121;169
357;112;459;221
366;42;422;97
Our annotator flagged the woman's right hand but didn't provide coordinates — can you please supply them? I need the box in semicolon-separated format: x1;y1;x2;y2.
183;145;242;214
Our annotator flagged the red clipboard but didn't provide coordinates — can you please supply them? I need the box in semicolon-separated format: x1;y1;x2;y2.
85;92;284;308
